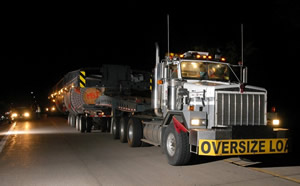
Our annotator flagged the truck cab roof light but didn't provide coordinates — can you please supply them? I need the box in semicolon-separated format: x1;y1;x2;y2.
166;51;227;62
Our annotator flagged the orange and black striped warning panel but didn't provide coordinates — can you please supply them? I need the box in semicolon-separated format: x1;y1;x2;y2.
79;71;86;88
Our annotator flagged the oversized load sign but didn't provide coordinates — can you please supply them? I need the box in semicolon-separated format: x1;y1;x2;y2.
198;138;288;156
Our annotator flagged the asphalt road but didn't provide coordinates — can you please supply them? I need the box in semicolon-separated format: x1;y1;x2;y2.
0;117;299;186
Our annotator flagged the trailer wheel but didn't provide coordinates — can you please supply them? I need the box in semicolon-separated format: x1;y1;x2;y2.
106;118;111;133
163;123;191;166
120;116;129;143
68;115;71;125
79;115;86;133
127;117;143;147
70;115;76;127
86;117;93;133
112;117;120;139
100;118;108;132
75;115;80;130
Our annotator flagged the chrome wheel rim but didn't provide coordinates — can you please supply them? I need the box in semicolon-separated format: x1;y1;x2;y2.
166;133;176;157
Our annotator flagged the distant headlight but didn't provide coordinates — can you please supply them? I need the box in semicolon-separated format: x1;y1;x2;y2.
51;106;56;112
24;112;30;117
11;113;18;118
272;119;280;126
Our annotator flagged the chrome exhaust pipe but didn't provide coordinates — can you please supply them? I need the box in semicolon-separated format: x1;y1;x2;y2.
153;43;162;117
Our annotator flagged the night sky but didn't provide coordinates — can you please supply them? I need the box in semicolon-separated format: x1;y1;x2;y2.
1;1;299;128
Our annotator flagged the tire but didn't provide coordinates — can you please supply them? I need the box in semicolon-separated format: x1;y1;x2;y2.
86;117;93;133
70;115;76;127
112;117;120;139
68;115;71;125
119;116;129;143
79;115;86;133
127;117;143;147
106;118;111;133
75;115;80;130
100;118;108;132
163;123;191;166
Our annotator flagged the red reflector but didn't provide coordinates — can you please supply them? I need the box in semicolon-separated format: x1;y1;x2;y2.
271;107;276;113
172;116;188;133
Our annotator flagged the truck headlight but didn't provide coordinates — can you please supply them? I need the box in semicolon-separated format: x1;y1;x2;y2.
191;119;206;126
272;119;280;126
11;113;18;118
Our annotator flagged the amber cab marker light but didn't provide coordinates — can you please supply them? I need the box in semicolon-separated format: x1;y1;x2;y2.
157;80;163;85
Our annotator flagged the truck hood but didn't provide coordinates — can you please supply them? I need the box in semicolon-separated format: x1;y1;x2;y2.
183;80;266;97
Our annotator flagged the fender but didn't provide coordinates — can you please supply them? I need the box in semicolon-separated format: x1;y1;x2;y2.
162;111;188;133
172;116;188;134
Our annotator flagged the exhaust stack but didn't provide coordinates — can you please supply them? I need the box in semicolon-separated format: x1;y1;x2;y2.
153;43;163;117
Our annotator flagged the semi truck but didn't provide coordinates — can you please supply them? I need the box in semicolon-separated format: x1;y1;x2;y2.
50;45;288;165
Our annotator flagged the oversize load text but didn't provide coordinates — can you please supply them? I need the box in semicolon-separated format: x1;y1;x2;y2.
198;138;288;156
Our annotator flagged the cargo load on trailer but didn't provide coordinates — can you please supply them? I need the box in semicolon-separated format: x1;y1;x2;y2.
50;65;151;133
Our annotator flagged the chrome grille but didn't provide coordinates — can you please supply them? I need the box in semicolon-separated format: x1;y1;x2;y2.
215;91;266;126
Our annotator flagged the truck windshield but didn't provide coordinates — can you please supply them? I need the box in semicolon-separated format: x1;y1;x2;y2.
180;61;236;82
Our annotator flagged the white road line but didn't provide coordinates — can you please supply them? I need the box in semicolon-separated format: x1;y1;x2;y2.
0;122;16;154
224;159;300;184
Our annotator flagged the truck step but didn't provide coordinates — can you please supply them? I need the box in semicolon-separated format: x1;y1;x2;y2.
142;120;162;125
141;139;160;146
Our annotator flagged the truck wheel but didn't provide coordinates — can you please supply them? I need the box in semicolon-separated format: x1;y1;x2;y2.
86;117;93;133
68;115;71;125
100;118;108;132
75;115;80;130
79;115;86;133
163;123;191;166
127;117;143;147
106;118;111;133
70;115;76;127
120;116;129;143
112;117;120;139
